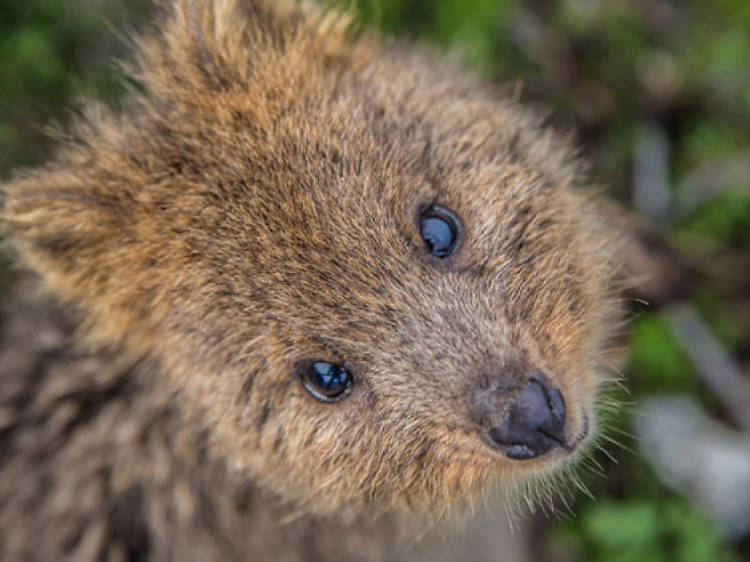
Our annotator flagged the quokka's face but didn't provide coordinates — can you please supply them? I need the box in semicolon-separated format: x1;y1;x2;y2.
1;0;619;513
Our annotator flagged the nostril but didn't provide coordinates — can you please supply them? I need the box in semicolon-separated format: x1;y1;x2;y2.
547;386;565;424
485;375;567;460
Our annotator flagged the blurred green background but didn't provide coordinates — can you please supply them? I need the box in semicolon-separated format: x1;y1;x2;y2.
1;1;749;561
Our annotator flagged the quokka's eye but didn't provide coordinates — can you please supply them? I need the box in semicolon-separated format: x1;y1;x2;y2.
297;360;353;402
419;205;462;258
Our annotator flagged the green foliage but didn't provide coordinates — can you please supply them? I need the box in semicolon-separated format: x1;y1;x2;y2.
679;121;747;172
0;0;148;176
348;0;514;70
557;497;732;562
628;313;696;391
680;190;750;249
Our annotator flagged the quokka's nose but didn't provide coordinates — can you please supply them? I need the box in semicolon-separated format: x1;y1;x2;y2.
486;376;566;460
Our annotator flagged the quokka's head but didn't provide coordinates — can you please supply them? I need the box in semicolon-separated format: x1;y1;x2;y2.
1;0;622;515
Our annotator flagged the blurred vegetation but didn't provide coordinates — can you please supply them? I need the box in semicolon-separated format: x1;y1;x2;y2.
0;0;150;175
1;1;749;561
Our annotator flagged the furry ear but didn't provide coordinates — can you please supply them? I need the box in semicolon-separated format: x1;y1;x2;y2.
136;0;355;100
136;0;317;99
2;167;129;279
141;0;264;91
0;115;156;346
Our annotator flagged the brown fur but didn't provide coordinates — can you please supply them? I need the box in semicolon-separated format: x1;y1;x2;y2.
0;1;621;559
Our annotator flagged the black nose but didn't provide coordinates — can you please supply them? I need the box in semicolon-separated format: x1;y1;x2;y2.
486;376;566;460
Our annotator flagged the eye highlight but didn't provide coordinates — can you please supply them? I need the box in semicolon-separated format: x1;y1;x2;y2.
419;205;461;258
297;360;353;402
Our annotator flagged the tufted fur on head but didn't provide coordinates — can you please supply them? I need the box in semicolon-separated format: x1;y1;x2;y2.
1;0;621;529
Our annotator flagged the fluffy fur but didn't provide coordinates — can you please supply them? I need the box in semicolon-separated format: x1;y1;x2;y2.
0;1;621;560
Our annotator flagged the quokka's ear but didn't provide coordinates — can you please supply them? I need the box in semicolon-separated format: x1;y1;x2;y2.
136;0;348;101
0;110;170;349
139;0;269;93
0;117;145;296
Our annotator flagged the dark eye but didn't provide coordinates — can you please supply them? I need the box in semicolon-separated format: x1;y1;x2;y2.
419;205;461;258
297;360;353;402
